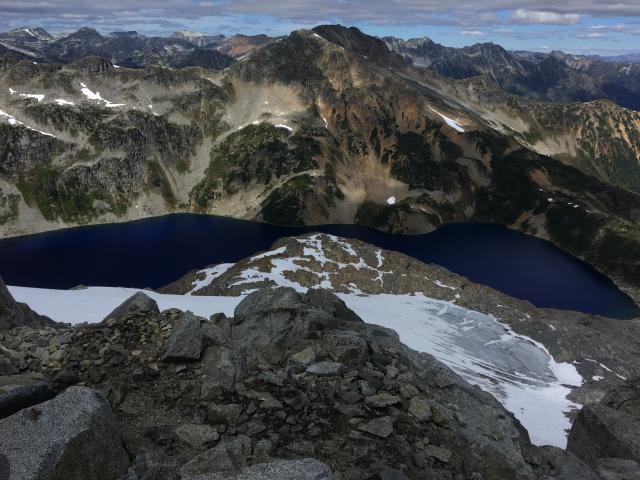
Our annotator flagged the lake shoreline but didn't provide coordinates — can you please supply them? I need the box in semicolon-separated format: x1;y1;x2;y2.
0;213;637;319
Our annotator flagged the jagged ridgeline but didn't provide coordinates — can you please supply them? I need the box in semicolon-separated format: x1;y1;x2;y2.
0;25;640;302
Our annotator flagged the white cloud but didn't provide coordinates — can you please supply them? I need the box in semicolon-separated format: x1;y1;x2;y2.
511;9;582;25
461;30;485;36
1;1;640;37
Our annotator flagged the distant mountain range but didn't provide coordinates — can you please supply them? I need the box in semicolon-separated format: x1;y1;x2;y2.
0;26;281;69
1;25;639;108
384;37;640;110
0;24;639;302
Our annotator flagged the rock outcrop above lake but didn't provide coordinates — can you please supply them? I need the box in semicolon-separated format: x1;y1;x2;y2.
0;287;608;479
164;233;640;405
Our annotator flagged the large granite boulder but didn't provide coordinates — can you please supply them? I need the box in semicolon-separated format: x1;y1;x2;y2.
0;386;129;480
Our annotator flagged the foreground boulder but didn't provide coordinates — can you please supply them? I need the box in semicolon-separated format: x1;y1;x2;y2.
0;386;129;480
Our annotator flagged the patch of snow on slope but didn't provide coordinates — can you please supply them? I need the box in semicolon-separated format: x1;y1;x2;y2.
55;99;74;106
188;263;234;295
275;124;293;132
340;293;582;448
19;93;44;102
0;109;56;137
231;235;387;293
433;279;456;290
428;106;465;132
80;82;125;108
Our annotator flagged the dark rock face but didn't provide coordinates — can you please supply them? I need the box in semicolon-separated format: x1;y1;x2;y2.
596;458;640;480
0;275;54;330
568;378;640;468
0;386;129;480
101;291;160;324
0;379;56;419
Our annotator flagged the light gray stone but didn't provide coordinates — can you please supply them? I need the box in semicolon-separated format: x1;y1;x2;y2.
358;416;394;438
207;403;243;424
306;361;345;376
364;392;401;408
162;311;204;361
181;458;333;480
407;396;431;421
424;445;452;463
175;423;219;448
0;386;129;480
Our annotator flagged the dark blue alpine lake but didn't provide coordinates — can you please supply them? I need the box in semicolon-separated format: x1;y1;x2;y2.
0;214;637;319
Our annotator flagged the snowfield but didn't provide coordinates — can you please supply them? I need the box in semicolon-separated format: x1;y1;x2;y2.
9;281;581;448
9;286;241;322
428;106;465;132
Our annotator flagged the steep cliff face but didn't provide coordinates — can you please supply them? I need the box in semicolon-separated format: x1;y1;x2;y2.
1;25;640;301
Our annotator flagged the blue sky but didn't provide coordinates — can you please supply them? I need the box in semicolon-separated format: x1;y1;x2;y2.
1;1;640;55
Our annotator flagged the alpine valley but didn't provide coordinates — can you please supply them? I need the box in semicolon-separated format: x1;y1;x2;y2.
2;21;640;480
1;24;640;301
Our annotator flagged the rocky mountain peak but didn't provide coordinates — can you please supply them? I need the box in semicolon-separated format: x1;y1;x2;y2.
312;24;407;68
66;26;103;41
170;30;225;48
3;26;52;41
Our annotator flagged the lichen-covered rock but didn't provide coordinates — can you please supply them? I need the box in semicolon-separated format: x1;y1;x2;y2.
358;416;394;438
